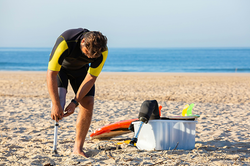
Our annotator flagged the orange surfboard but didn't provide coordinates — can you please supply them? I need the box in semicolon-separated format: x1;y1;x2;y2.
90;118;138;139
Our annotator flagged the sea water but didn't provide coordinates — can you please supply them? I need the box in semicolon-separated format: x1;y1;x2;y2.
0;47;249;73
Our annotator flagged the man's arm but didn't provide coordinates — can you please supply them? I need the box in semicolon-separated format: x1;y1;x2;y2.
75;73;97;102
47;69;64;121
63;73;97;117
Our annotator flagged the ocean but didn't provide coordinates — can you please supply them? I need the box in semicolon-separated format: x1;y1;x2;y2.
0;47;249;73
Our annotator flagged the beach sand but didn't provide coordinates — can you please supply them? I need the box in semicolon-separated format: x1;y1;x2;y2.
0;71;250;165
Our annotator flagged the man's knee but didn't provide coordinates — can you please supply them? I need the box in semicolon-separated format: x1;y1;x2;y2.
79;96;94;109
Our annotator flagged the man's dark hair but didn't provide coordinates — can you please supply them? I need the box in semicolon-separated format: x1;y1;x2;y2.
84;31;107;58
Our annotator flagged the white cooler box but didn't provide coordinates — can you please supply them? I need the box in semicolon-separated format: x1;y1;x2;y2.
132;119;197;150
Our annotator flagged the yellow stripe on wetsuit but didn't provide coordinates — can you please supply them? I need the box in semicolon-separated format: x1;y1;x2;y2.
48;40;68;71
88;50;108;77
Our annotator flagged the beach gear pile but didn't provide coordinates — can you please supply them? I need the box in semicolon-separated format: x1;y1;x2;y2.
90;100;199;150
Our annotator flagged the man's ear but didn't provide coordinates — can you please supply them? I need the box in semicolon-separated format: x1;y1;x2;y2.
81;38;85;44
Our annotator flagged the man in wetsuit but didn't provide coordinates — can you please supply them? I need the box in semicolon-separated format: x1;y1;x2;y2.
47;28;108;157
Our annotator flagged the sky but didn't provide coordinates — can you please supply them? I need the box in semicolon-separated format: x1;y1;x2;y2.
0;0;249;48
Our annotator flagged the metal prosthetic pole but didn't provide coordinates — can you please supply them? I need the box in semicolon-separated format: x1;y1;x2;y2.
52;121;59;154
52;87;67;154
129;117;148;146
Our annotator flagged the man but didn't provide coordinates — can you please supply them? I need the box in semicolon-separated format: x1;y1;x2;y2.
47;28;108;157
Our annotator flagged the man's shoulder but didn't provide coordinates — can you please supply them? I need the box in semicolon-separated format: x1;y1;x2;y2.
61;28;89;41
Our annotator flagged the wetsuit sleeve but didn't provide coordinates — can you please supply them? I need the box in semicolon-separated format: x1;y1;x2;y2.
48;36;69;71
88;50;108;77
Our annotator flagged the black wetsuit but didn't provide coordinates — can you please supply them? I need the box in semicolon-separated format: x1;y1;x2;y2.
48;28;108;96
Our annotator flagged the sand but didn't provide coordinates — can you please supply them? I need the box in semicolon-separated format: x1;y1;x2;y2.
0;71;250;165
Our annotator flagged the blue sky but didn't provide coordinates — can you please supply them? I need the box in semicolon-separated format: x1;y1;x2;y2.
0;0;249;48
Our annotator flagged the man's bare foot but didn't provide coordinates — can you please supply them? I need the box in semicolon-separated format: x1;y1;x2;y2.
72;149;89;158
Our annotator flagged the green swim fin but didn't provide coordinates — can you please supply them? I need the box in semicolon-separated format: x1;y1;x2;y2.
187;103;195;116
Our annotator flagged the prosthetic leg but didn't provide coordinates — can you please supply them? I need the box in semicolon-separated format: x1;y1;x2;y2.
129;100;160;146
52;87;67;154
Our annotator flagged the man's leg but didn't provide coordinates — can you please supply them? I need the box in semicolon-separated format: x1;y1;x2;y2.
73;96;94;157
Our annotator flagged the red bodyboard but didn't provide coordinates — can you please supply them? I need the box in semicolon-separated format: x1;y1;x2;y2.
90;118;138;139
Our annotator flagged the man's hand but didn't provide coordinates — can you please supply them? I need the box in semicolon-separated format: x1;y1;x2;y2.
63;102;76;117
51;105;64;122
